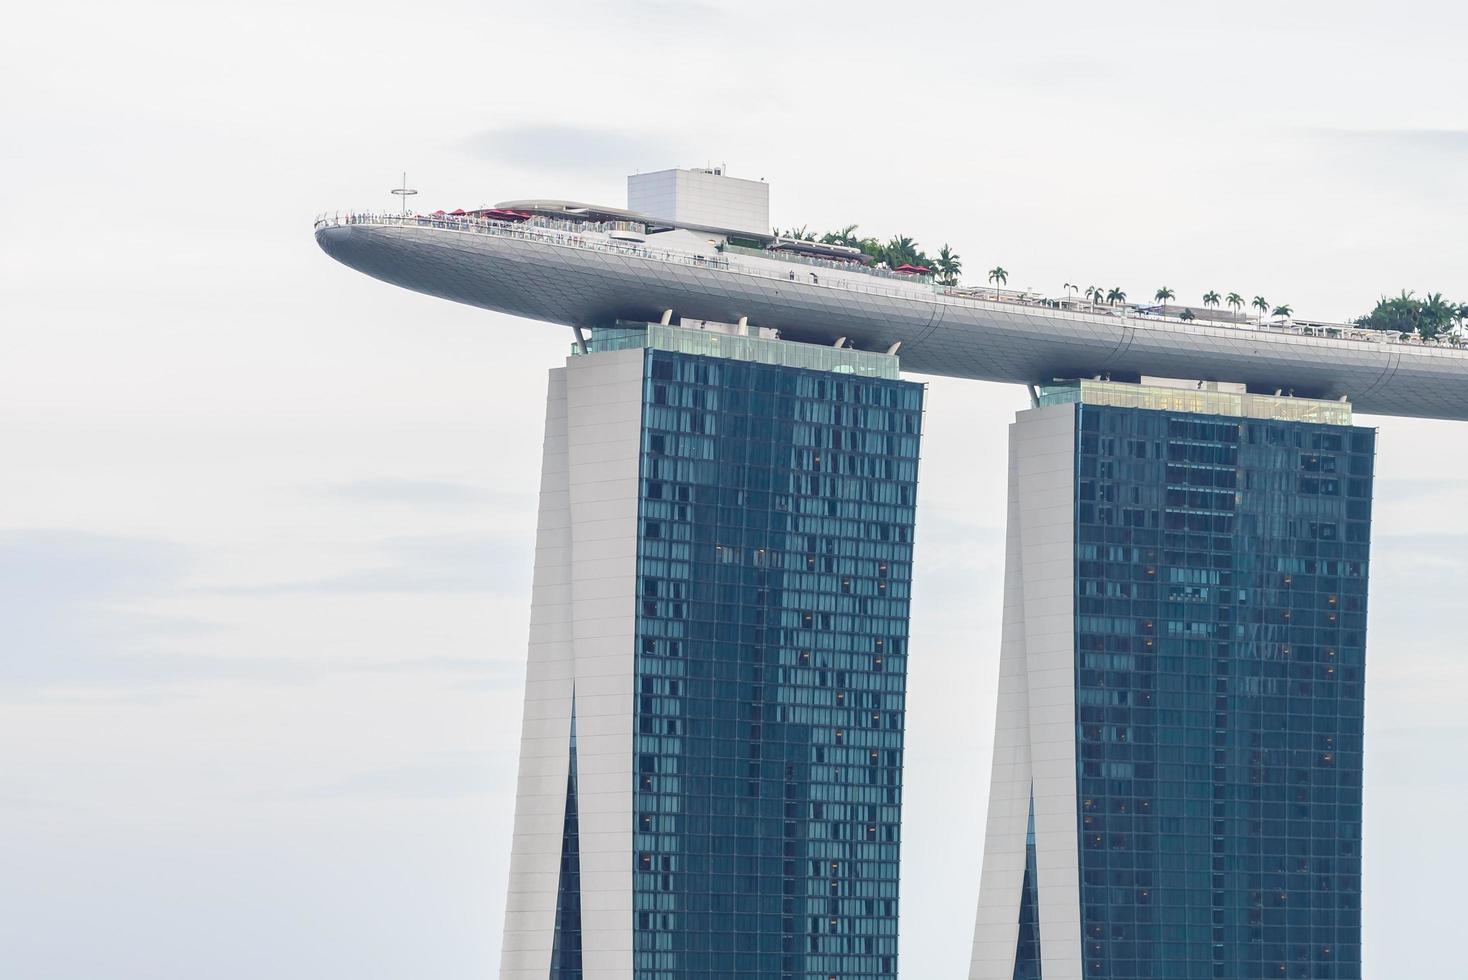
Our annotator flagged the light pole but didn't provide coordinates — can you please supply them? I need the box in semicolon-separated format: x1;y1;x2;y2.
391;171;417;215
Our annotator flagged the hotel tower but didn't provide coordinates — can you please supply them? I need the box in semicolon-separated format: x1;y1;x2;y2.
969;382;1370;980
500;326;920;979
314;165;1436;979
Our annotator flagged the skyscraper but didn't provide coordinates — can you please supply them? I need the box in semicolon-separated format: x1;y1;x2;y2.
970;381;1372;980
499;322;923;980
313;165;1424;977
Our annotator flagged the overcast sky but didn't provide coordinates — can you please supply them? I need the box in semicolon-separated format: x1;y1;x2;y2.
3;1;1466;977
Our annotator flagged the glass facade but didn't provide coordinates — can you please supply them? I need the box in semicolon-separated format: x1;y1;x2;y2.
1014;795;1042;980
1066;404;1373;979
1038;382;1353;426
549;711;583;979
607;347;925;979
578;321;902;380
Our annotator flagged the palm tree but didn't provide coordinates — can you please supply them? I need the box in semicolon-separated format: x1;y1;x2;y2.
1226;292;1245;319
1154;286;1175;308
821;224;860;247
1357;290;1419;335
1203;291;1221;310
1106;287;1128;306
1252;296;1270;321
1272;304;1293;321
934;244;963;286
858;237;886;265
988;266;1009;293
1064;282;1078;304
884;235;931;269
1180;308;1196;322
1085;285;1102;306
1421;292;1455;339
781;225;815;241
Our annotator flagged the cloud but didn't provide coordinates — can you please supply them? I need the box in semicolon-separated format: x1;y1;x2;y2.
343;656;524;691
1314;128;1468;154
0;530;529;696
0;529;228;691
460;123;681;177
1374;477;1468;501
624;0;726;23
1298;128;1468;205
0;528;185;603
206;532;531;598
300;751;509;801
320;477;531;509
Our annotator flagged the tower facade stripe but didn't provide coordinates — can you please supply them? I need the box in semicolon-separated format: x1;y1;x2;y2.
973;387;1372;979
503;331;921;979
502;350;647;979
970;406;1085;979
502;366;576;978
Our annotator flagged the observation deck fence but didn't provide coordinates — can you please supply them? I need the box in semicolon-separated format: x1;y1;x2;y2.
314;211;1465;355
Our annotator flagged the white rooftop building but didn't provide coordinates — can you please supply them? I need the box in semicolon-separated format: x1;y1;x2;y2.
626;166;769;236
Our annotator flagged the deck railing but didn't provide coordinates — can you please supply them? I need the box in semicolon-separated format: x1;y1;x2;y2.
315;211;1466;354
572;322;900;379
720;243;936;284
314;210;941;305
315;210;735;272
1040;380;1354;424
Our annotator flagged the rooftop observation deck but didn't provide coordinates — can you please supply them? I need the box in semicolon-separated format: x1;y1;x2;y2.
314;209;1468;419
314;211;1453;354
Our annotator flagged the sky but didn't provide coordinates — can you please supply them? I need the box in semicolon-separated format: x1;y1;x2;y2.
2;0;1466;976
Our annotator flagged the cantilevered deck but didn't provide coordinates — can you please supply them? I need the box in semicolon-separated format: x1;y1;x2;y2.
315;211;1468;421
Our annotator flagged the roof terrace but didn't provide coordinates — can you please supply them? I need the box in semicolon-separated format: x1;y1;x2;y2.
313;210;1467;358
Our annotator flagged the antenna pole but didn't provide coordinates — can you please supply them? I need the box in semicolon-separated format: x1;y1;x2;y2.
391;172;418;216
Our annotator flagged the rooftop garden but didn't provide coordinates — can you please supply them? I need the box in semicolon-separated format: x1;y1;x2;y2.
775;224;1467;343
1352;291;1467;342
775;225;964;285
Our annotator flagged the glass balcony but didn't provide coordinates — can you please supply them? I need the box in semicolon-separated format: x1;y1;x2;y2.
1039;379;1353;424
575;322;901;379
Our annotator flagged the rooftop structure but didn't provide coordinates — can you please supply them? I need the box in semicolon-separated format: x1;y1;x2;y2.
627;166;770;237
315;179;1468;420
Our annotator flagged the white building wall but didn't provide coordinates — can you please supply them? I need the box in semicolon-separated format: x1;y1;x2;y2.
625;170;677;227
970;404;1082;980
500;348;647;980
627;168;770;235
500;367;576;979
970;426;1036;978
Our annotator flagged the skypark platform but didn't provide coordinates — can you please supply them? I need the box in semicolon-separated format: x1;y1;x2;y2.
315;209;1468;421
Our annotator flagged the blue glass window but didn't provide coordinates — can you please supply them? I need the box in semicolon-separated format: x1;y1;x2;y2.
550;709;583;978
1014;792;1042;979
1069;405;1373;979
629;349;924;979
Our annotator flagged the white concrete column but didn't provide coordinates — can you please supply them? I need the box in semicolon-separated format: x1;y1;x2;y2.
500;349;647;980
563;349;644;980
970;404;1082;980
500;367;577;979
